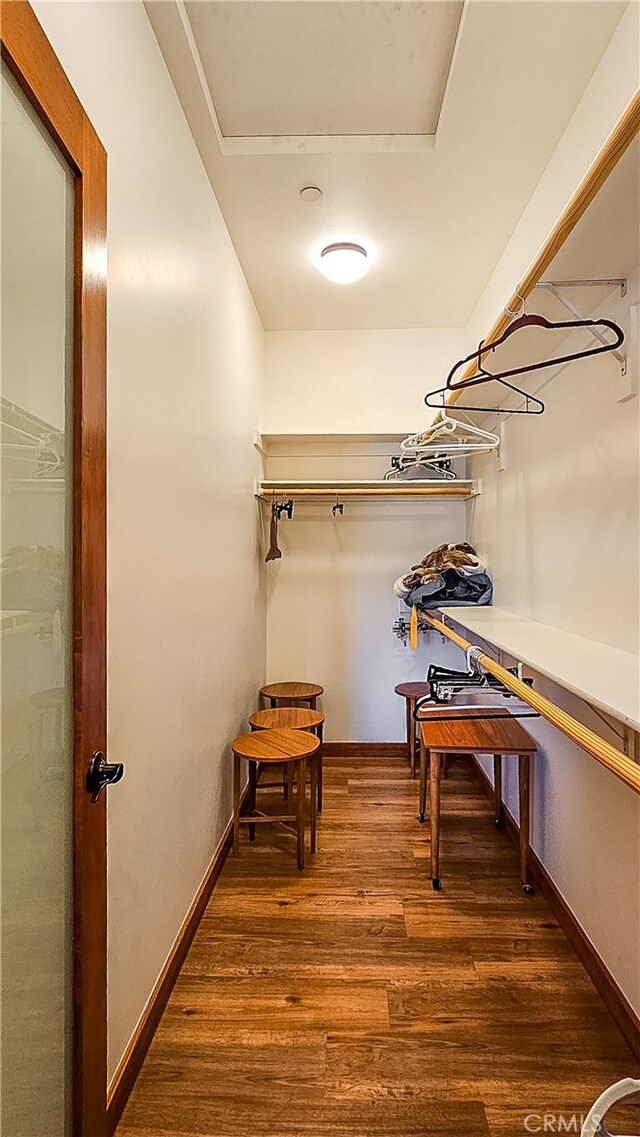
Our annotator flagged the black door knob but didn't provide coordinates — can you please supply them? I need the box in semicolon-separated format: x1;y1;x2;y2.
86;751;124;802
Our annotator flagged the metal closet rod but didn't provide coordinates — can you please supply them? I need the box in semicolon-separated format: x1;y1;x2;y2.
422;612;640;797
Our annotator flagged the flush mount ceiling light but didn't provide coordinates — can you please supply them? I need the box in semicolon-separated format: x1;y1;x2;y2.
318;242;369;284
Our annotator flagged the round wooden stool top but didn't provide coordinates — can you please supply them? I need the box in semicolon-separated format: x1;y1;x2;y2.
260;681;324;703
249;707;324;732
394;682;431;700
232;728;320;763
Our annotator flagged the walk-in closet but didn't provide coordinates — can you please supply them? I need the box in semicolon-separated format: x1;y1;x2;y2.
1;3;639;1135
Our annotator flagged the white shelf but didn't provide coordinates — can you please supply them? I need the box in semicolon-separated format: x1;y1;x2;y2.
438;605;640;732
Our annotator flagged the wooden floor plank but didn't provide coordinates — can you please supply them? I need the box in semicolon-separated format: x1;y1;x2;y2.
182;935;476;982
162;976;390;1033
116;754;638;1137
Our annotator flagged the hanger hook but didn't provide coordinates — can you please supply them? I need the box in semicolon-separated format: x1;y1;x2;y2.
475;340;493;378
504;291;526;319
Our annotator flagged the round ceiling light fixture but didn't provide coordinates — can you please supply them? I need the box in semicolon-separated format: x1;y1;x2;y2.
318;241;369;284
300;186;322;202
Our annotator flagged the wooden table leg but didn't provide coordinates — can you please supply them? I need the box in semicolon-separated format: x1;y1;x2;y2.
430;751;442;891
296;759;305;870
519;753;533;895
493;753;503;828
418;735;428;823
409;699;418;778
309;696;317;710
317;721;324;812
310;755;318;854
232;752;241;856
405;698;412;766
248;759;257;841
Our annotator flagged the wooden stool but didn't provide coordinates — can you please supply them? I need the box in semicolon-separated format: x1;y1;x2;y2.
394;682;431;778
249;707;325;814
260;681;323;710
418;708;537;893
231;728;320;869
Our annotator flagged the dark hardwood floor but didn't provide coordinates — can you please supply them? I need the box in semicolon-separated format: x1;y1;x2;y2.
116;755;639;1136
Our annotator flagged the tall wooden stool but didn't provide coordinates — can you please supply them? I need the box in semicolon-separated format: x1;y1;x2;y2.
394;682;431;778
418;708;537;893
249;707;325;816
231;728;320;869
260;681;323;710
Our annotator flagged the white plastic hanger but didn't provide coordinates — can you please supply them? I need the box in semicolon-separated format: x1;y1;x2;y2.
400;410;499;457
581;1076;640;1136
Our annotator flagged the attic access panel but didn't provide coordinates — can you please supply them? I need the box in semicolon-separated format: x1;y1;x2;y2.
184;0;464;150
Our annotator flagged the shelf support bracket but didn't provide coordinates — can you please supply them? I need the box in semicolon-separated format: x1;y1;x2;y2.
535;279;627;377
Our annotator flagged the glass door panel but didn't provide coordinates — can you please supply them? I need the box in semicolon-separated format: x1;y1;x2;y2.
1;62;75;1136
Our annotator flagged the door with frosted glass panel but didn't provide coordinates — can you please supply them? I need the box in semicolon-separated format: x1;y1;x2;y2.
1;5;112;1134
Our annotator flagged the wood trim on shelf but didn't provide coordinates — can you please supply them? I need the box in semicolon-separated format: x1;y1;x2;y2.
422;613;640;796
443;87;640;410
473;758;640;1063
106;790;248;1133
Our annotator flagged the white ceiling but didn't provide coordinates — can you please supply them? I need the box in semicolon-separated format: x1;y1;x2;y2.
145;1;627;331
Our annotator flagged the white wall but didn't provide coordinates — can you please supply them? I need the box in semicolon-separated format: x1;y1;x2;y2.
266;499;465;741
466;272;640;1012
33;0;266;1080
263;328;465;435
262;328;467;739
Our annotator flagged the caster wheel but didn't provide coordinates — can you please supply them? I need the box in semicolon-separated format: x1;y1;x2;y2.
418;812;426;824
522;882;534;896
494;817;503;828
432;878;442;891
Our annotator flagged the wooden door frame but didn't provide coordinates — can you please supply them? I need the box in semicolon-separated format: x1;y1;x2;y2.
1;4;108;1135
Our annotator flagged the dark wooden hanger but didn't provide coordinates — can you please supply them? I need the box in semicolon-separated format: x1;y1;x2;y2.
446;312;625;391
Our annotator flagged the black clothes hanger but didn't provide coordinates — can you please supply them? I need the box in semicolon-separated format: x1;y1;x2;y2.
424;382;545;415
446;312;625;392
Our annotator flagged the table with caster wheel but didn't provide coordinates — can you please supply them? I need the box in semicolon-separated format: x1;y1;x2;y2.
418;707;537;893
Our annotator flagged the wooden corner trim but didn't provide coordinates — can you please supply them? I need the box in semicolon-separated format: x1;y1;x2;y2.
473;757;640;1063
